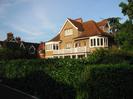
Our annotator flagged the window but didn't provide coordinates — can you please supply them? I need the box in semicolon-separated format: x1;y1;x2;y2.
101;38;103;46
97;38;99;46
94;39;96;46
64;29;73;36
75;42;80;47
90;37;108;47
46;44;59;50
66;43;72;49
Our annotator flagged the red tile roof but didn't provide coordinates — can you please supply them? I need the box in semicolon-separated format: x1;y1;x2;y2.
49;18;110;41
97;19;108;27
49;34;60;41
76;20;110;38
68;18;84;31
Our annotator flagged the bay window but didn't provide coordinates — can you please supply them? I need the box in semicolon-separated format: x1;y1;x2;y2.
90;36;108;48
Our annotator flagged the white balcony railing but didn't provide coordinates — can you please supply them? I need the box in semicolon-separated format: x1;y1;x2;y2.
53;47;88;55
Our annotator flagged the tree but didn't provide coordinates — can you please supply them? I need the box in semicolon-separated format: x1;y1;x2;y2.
115;0;133;51
119;0;133;22
115;20;133;51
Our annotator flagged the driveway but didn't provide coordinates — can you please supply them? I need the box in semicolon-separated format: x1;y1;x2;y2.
0;84;38;99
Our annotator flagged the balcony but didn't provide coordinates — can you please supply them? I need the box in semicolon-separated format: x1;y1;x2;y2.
53;46;88;55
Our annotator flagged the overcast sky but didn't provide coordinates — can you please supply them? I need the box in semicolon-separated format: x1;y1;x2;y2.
0;0;127;43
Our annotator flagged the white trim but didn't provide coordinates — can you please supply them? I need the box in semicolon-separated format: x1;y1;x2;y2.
29;45;36;54
74;36;90;40
89;36;108;48
20;42;25;49
45;41;59;45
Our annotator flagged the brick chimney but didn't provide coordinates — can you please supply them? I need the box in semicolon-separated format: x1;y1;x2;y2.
7;32;14;41
75;18;83;23
16;37;21;43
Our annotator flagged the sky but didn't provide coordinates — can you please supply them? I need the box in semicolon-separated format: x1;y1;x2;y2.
0;0;127;43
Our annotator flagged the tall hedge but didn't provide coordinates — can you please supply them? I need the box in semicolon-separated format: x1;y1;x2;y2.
0;59;85;99
80;64;133;99
0;49;133;99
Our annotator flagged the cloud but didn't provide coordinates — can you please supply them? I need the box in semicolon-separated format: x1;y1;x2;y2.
7;22;43;36
0;0;57;42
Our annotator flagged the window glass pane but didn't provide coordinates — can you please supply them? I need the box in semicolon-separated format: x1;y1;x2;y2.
56;44;58;50
94;39;96;46
53;44;56;50
101;38;103;45
97;38;99;46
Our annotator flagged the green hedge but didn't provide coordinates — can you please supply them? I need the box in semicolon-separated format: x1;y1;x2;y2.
86;49;133;64
0;59;133;99
80;63;133;99
0;59;84;99
0;49;133;99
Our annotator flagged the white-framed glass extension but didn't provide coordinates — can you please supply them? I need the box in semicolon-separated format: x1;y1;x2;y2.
45;41;59;51
89;36;108;48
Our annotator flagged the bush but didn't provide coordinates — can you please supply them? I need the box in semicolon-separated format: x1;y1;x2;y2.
0;49;133;99
0;59;84;99
80;63;133;99
87;49;133;64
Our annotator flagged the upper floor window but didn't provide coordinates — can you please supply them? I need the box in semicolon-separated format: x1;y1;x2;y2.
64;29;73;36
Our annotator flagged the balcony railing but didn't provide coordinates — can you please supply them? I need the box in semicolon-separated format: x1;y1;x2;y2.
53;47;88;55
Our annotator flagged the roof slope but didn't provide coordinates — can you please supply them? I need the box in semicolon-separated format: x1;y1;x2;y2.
49;34;60;41
76;20;109;38
97;19;108;27
49;18;110;41
68;18;84;31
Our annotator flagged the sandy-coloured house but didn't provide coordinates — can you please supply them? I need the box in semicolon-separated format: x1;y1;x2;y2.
45;18;114;58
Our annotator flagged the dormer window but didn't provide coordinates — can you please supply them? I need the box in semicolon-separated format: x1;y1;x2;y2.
64;29;73;36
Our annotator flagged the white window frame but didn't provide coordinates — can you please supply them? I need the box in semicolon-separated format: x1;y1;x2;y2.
89;36;108;48
64;29;73;36
45;42;59;51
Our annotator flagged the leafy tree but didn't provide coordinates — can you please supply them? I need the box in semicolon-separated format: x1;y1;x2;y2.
115;0;133;51
119;0;133;22
115;20;133;51
108;17;121;34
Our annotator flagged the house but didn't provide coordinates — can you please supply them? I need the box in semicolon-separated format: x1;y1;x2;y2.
45;18;115;58
37;42;45;58
0;32;39;58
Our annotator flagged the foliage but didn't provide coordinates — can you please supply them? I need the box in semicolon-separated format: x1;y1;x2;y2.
119;0;133;21
109;17;121;33
0;47;37;60
80;63;133;99
115;20;133;51
0;50;133;99
86;48;133;64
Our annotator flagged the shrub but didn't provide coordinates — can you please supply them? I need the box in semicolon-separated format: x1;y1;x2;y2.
80;63;133;99
87;48;133;64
